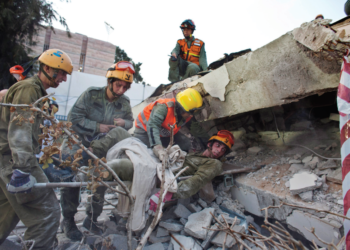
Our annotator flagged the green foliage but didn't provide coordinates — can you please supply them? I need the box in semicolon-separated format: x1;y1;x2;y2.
0;0;70;89
114;46;145;84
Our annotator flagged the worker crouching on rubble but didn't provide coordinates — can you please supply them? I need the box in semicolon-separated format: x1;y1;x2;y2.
168;19;208;82
134;88;210;161
0;49;73;249
59;61;135;241
104;130;234;205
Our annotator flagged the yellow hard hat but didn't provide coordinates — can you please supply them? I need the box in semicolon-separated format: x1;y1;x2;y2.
38;49;73;74
106;61;135;83
176;88;203;112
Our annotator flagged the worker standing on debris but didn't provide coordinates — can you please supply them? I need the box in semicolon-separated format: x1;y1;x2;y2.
168;19;208;82
134;88;209;160
59;61;135;241
0;49;73;249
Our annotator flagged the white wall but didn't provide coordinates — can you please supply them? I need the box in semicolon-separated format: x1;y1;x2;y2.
47;71;155;120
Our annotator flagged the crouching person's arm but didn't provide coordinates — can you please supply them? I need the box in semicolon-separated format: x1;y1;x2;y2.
173;158;222;199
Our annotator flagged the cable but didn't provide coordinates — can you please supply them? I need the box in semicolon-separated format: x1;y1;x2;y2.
286;144;341;160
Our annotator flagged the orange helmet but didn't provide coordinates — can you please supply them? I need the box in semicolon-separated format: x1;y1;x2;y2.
9;65;26;81
208;130;234;150
106;61;135;83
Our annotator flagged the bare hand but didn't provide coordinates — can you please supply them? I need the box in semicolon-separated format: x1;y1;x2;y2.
114;118;125;127
171;52;177;59
99;124;116;133
88;147;93;153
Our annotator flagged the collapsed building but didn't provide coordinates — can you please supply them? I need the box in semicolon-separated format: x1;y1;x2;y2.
4;17;350;250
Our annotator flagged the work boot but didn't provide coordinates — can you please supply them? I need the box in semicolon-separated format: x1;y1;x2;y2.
82;215;103;235
61;217;83;241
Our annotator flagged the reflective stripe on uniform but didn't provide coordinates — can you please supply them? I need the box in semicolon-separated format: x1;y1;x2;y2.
140;111;148;125
194;43;201;46
135;116;144;129
186;52;200;57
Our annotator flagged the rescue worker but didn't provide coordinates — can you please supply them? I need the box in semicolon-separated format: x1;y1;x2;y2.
103;130;234;203
0;49;73;249
60;61;135;241
169;19;208;82
134;88;210;161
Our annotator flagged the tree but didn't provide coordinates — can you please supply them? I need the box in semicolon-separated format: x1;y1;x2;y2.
114;46;145;84
0;0;70;89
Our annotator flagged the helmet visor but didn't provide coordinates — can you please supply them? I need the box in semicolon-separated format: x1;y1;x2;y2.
115;61;135;74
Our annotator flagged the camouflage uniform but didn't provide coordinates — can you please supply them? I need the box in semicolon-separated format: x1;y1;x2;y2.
134;103;209;151
61;86;133;224
0;76;60;249
169;36;208;82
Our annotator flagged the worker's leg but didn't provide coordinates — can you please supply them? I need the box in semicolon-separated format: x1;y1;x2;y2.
183;62;201;78
168;58;180;82
84;159;134;234
60;187;82;240
134;127;151;147
0;165;60;250
0;179;19;245
161;132;192;152
90;127;131;158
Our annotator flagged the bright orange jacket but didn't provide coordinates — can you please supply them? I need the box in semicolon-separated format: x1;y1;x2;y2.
177;38;204;66
135;98;192;136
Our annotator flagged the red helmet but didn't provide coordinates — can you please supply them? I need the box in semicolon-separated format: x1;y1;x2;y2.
208;130;234;150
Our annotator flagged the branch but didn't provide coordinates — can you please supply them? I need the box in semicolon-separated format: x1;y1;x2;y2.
169;233;190;250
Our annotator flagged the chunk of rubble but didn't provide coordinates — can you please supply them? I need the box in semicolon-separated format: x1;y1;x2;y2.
327;167;342;184
319;159;338;170
298;190;313;202
156;226;169;237
149;231;171;244
170;234;201;250
159;221;183;232
184;207;215;239
197;198;208;208
289;172;319;195
289;159;302;164
174;204;192;219
305;156;319;169
187;203;202;213
288;164;304;173
201;224;220;250
247;146;262;156
101;234;138;250
144;242;165;250
302;155;313;164
211;225;245;248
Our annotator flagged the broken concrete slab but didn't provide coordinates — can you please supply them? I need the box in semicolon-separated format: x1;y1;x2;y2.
184;207;215;240
319;159;338;170
101;234;138;250
305;156;319;169
298;190;313;202
302;155;313;164
197;198;208;208
247;146;262;156
187;203;202;213
174;204;192;219
199;181;216;204
201;224;220;250
170;234;202;250
231;186;262;217
288;164;304;174
286;210;341;247
327;167;342;184
144;242;165;250
289;172;319;195
156;226;169;238
211;225;244;248
149;231;171;244
159;221;183;233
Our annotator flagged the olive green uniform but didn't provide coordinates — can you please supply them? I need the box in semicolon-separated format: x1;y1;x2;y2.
169;36;208;82
134;103;209;151
61;86;133;222
0;76;60;249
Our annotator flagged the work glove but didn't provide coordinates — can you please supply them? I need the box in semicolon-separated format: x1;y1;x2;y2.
152;144;167;162
148;191;173;215
6;169;37;194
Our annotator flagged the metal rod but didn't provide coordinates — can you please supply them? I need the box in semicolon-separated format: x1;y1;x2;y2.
33;181;119;189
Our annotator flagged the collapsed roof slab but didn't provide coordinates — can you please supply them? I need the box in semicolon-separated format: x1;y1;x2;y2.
131;21;342;127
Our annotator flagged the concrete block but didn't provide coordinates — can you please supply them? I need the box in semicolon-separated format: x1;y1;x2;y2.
288;164;304;173
101;234;137;250
298;190;313;202
289;159;302;164
149;231;171;244
144;242;165;250
159;221;183;232
327;167;342;184
180;218;188;226
289;172;318;195
157;226;169;237
198;198;208;208
286;210;341;247
174;204;192;219
184;207;215;239
170;234;202;250
211;231;235;248
247;146;262;155
187;203;202;213
201;223;220;250
305;156;319;169
302;155;313;164
231;186;262;216
199;181;216;203
319;160;338;170
219;214;241;225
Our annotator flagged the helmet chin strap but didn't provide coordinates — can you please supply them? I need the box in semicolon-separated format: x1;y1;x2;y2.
40;64;57;87
108;82;120;97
